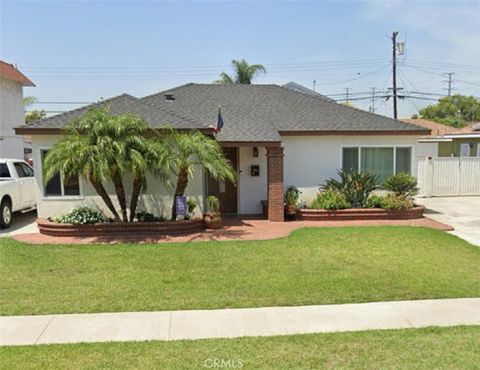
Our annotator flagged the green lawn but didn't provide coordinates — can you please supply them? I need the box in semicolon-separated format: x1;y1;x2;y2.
1;326;479;369
1;227;479;316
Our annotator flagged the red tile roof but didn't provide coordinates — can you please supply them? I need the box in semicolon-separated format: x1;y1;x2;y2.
454;122;480;134
402;118;458;136
0;60;35;86
403;118;480;136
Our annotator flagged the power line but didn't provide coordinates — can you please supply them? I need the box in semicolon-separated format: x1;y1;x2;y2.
408;59;480;69
20;58;387;71
455;78;480;87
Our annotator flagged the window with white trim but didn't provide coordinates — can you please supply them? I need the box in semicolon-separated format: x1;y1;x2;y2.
342;146;412;184
41;150;80;196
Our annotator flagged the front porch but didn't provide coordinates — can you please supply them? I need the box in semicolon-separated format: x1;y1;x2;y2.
208;143;285;222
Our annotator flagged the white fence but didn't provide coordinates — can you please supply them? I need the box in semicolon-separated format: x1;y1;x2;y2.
417;157;480;197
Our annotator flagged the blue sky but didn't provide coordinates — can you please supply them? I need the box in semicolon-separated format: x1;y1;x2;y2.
1;0;479;118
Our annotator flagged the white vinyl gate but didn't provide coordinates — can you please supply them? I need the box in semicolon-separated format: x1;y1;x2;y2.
417;157;480;196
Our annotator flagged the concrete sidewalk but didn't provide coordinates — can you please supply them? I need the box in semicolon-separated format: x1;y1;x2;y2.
1;298;479;346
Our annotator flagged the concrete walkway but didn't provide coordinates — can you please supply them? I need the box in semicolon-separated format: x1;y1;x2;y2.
416;196;480;246
0;210;37;238
1;298;479;346
12;216;453;245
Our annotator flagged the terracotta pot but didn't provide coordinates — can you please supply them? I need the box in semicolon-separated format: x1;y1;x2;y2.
286;204;297;215
203;212;222;229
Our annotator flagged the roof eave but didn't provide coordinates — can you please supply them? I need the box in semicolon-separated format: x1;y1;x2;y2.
15;126;214;136
279;130;431;136
444;133;480;139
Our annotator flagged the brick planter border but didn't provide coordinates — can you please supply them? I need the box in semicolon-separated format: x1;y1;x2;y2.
37;218;205;237
296;206;425;221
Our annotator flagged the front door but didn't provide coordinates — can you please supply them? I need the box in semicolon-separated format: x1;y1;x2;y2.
206;147;238;214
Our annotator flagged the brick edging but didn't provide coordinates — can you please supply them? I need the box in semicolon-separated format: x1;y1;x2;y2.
37;219;205;237
297;206;425;221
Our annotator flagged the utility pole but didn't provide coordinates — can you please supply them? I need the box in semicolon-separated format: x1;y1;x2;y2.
370;87;376;113
345;87;350;104
392;31;399;119
444;72;454;96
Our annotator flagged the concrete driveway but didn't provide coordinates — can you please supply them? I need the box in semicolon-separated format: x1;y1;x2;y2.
416;197;480;246
0;210;38;238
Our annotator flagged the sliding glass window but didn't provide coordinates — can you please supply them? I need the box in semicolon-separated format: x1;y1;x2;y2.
342;146;412;184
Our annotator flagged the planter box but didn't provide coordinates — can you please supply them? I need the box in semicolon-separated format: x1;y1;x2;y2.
37;218;205;237
296;206;425;221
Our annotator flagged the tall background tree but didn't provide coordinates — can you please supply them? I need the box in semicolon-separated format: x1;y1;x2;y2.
216;59;266;84
23;96;46;123
418;94;480;128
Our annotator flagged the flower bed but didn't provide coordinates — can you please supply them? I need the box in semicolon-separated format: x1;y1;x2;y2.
37;218;204;237
296;205;425;221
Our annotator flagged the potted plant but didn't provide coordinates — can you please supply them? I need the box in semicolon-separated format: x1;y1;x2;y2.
203;195;222;229
186;198;198;220
285;186;301;215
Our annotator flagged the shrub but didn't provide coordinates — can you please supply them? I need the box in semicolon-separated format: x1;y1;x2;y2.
285;186;301;206
380;194;414;210
310;189;351;210
136;212;164;222
383;173;418;199
206;195;220;213
324;169;378;208
366;194;383;208
52;207;106;225
187;198;198;214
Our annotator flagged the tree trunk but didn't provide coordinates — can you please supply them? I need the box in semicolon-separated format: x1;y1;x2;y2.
129;174;144;222
171;165;189;221
111;170;128;222
88;173;121;222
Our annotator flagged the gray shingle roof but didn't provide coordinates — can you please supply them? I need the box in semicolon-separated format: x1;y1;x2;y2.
141;84;429;141
21;84;429;141
22;94;206;130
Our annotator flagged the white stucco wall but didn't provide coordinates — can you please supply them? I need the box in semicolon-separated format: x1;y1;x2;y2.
282;135;431;205
237;146;268;214
0;76;25;159
31;135;205;219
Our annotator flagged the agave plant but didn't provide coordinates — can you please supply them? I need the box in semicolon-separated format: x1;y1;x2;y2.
324;169;378;208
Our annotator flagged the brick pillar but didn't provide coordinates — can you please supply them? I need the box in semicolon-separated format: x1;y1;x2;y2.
266;146;284;222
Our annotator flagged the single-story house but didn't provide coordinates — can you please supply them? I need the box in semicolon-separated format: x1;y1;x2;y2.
15;83;432;222
404;118;480;158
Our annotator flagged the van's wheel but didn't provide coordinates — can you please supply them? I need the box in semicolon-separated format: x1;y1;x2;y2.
0;199;12;229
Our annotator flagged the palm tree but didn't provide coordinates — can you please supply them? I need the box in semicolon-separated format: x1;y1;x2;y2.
43;109;122;221
127;129;174;222
217;59;266;84
23;96;46;123
168;131;236;220
43;108;173;222
100;113;156;222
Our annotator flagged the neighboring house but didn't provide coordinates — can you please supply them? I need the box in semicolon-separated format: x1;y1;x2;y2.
282;82;335;101
0;61;35;159
404;118;480;157
15;83;430;222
